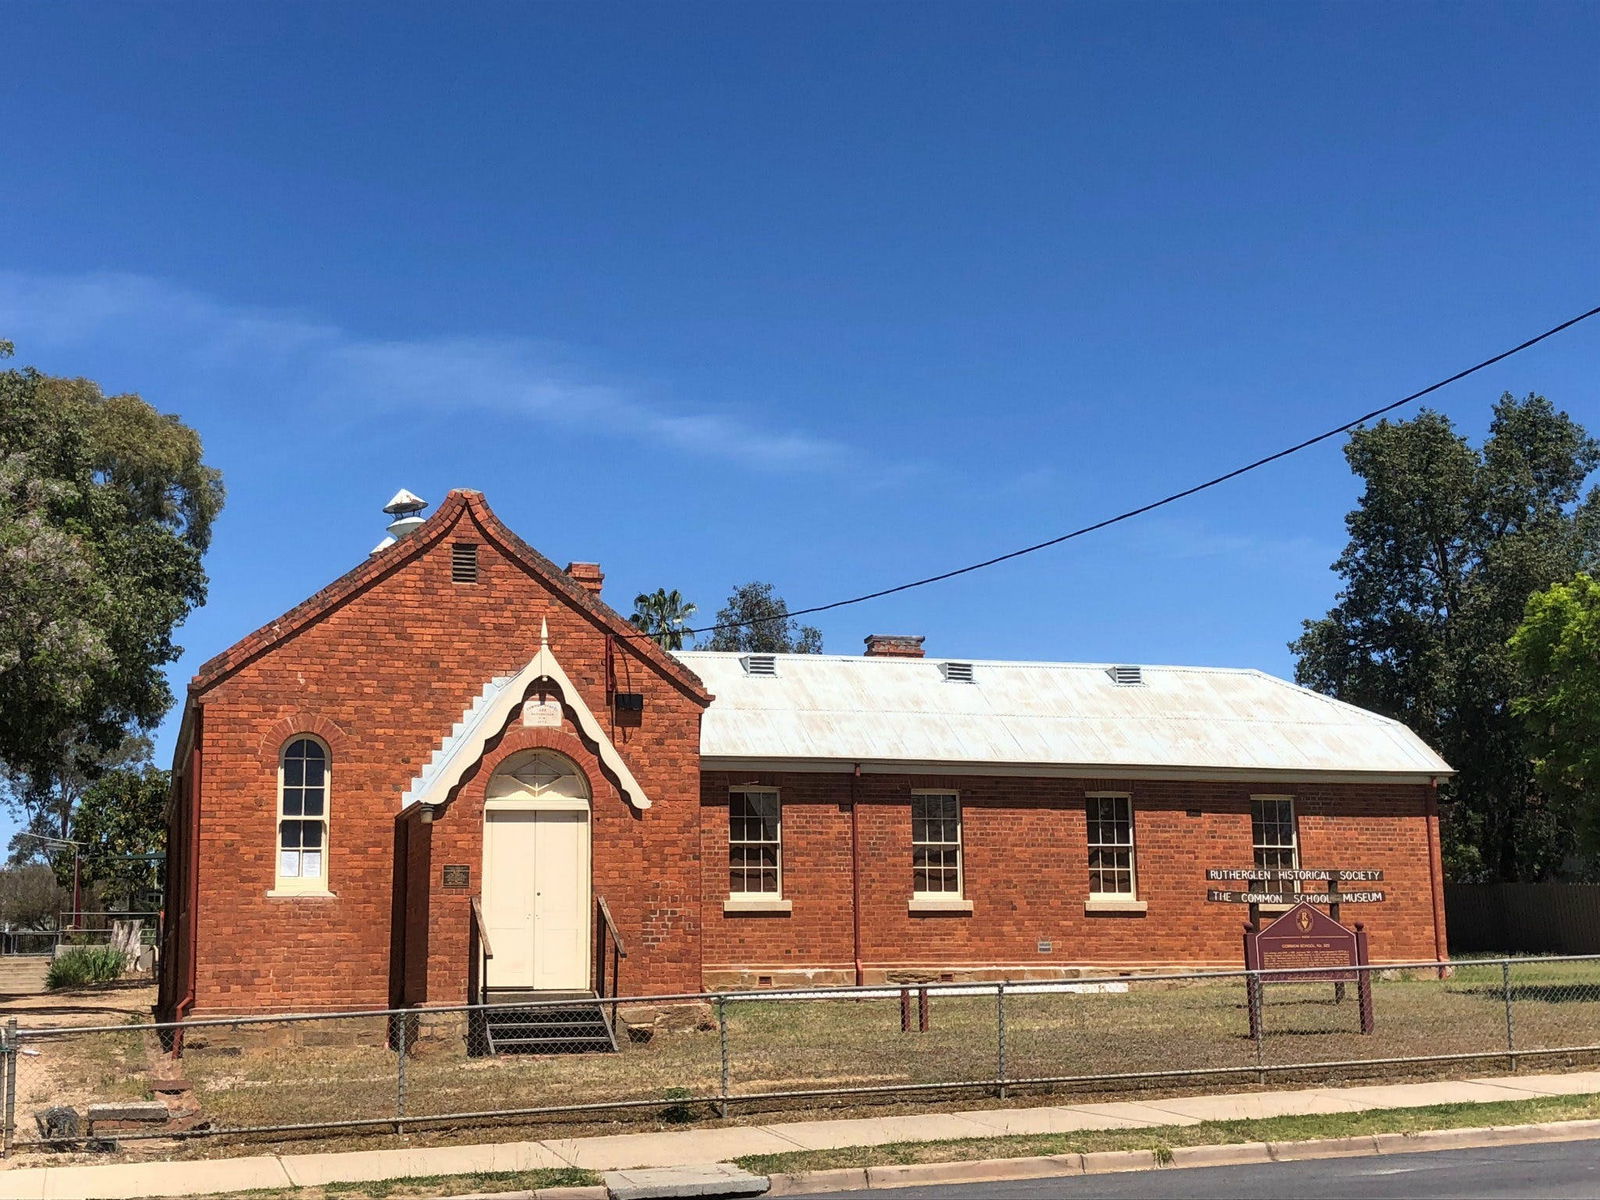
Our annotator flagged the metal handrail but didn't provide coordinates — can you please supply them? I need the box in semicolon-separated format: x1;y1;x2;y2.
595;895;627;1001
596;896;626;961
469;896;493;961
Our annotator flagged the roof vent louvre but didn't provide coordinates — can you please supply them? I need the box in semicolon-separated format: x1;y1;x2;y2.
941;661;975;684
1108;665;1144;686
741;654;778;677
451;542;479;584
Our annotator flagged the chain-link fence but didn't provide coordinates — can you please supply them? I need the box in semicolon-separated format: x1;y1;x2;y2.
7;955;1600;1153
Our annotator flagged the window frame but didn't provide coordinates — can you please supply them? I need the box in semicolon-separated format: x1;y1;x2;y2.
1085;791;1138;900
1251;794;1301;900
727;788;783;899
1250;794;1300;873
910;790;964;900
274;736;331;895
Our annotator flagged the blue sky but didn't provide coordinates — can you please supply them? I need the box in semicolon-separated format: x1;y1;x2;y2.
3;2;1599;833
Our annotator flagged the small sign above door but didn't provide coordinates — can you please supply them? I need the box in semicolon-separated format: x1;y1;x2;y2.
442;864;471;889
522;699;562;728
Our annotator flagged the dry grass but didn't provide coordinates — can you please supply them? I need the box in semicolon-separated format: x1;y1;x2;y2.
10;961;1600;1160
731;1091;1600;1175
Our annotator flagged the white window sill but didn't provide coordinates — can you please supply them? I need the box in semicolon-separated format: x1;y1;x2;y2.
1258;903;1295;915
1085;896;1147;914
265;888;337;899
723;896;792;914
909;897;974;914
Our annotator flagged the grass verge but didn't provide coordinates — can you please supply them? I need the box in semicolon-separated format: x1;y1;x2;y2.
731;1091;1600;1175
175;1092;1600;1200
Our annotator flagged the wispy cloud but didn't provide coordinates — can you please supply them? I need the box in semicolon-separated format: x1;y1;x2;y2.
0;271;861;471
1131;516;1334;570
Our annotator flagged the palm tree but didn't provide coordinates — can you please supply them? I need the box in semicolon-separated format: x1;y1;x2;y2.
630;588;698;651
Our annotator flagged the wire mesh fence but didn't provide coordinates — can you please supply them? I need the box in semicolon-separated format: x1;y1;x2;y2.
7;955;1600;1153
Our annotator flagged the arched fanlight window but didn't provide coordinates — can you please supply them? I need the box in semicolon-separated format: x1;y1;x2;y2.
486;750;589;803
277;738;329;891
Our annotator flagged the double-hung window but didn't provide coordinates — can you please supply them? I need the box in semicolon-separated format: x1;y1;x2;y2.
277;738;329;893
1086;793;1136;898
1251;795;1299;883
911;791;962;897
728;789;782;896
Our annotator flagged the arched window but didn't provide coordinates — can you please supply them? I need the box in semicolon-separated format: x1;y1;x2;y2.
486;750;589;804
277;738;329;891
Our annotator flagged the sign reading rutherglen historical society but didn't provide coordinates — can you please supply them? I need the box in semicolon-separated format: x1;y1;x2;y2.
1205;867;1385;907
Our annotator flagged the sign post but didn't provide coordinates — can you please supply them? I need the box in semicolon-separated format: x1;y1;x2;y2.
1243;901;1374;1035
1212;868;1383;1039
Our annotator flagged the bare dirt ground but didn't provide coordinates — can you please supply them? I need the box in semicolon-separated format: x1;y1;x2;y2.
0;979;156;1026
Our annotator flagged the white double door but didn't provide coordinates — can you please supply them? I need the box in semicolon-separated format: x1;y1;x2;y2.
482;803;591;991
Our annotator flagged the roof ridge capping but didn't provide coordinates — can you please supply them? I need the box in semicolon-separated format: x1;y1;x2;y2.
675;650;1275;675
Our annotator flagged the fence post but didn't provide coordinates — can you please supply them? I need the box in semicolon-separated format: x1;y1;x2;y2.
4;1017;16;1158
1249;972;1265;1084
995;981;1008;1101
394;1014;408;1134
715;994;730;1119
1501;959;1517;1073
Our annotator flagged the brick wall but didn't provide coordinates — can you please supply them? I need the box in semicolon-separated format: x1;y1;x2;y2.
178;493;707;1015
171;489;1446;1015
700;770;1445;987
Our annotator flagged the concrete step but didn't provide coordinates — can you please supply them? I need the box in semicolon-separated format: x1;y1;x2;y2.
0;956;52;994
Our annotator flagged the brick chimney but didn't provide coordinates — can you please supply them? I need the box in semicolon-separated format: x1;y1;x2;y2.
565;562;604;596
863;634;926;658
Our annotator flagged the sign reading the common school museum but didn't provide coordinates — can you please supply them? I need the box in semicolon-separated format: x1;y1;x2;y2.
1205;867;1385;906
1207;889;1386;904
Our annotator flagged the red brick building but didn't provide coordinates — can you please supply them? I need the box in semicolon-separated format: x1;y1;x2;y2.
156;489;1452;1020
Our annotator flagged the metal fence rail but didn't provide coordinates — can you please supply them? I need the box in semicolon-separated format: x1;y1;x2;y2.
7;954;1600;1152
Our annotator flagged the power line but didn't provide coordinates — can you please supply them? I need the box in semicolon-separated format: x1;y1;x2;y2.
650;302;1600;643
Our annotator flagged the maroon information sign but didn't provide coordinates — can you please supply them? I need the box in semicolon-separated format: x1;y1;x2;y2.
1247;902;1360;982
1243;901;1374;1035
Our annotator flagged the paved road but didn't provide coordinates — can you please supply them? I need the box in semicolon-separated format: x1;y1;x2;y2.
786;1138;1600;1198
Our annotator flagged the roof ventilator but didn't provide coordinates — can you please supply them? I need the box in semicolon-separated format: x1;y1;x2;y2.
451;542;479;584
741;654;778;677
1108;665;1144;686
941;661;976;684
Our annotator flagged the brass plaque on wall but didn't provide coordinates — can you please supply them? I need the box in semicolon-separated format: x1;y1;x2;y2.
442;864;470;889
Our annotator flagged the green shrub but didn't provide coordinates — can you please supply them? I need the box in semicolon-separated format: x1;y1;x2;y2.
46;945;128;990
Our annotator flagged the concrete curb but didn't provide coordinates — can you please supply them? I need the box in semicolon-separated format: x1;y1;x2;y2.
759;1118;1600;1194
435;1189;606;1200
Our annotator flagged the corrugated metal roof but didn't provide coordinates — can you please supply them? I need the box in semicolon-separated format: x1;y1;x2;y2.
675;652;1453;781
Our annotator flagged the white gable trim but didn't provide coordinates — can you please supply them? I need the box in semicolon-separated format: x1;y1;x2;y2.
401;622;652;813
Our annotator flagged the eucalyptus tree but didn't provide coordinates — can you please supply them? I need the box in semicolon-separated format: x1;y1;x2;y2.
1293;393;1600;881
0;339;224;830
702;581;823;654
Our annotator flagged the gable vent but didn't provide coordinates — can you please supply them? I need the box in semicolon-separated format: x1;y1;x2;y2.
1108;665;1144;686
941;661;975;684
451;542;479;584
741;654;778;677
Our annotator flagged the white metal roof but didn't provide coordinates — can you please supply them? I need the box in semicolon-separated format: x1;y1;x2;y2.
676;652;1453;782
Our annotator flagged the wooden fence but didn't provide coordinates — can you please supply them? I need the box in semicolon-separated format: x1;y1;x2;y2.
1446;883;1600;955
